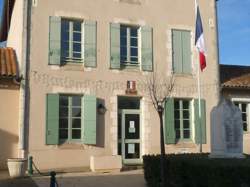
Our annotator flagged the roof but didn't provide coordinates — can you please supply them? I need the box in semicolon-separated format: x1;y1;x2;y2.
0;0;16;42
220;64;250;89
0;48;18;78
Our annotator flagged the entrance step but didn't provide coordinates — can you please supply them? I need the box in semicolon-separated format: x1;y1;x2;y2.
90;156;122;172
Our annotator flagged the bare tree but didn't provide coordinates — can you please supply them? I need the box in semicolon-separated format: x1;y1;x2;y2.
145;71;175;187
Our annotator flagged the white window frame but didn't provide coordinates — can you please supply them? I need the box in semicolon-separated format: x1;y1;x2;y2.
231;98;250;133
61;19;84;63
120;25;140;67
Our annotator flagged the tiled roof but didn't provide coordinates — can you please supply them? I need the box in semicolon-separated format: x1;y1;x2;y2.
220;64;250;89
0;48;18;78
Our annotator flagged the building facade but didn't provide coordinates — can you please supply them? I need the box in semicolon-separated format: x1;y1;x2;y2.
5;0;220;170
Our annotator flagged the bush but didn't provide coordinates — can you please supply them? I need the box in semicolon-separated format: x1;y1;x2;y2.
143;153;250;187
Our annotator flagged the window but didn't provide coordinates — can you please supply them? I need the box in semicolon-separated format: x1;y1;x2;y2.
174;99;191;141
120;25;139;66
61;19;83;63
59;95;82;142
172;29;192;74
234;102;249;132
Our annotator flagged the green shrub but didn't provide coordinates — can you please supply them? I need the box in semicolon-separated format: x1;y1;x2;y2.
143;154;250;187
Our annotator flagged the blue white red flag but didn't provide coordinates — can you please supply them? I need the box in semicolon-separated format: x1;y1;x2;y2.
195;3;206;71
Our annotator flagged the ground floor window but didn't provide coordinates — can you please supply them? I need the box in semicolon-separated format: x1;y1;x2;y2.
234;102;249;132
59;95;82;142
174;99;191;141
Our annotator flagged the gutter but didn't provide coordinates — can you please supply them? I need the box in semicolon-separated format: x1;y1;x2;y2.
19;0;31;158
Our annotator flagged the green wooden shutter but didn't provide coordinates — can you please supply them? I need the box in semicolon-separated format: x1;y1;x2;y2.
164;98;175;144
110;23;120;69
172;30;182;73
49;16;61;65
141;26;153;71
46;94;59;145
194;99;206;144
181;31;192;74
84;20;97;67
83;95;97;144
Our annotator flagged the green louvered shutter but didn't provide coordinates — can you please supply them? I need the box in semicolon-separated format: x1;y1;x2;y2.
46;94;59;145
84;20;97;67
141;26;153;71
182;31;192;74
194;99;206;144
164;98;175;144
172;30;182;73
83;95;97;145
49;16;61;65
110;23;120;69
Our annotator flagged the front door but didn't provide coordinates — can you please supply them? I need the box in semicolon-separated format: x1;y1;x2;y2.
121;109;141;164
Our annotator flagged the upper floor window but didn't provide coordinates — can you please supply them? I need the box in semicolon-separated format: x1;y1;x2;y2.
49;16;97;67
61;19;83;63
234;102;249;132
172;29;192;74
120;25;139;66
110;23;153;71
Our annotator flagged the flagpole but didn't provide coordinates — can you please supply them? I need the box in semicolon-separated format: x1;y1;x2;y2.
197;57;203;153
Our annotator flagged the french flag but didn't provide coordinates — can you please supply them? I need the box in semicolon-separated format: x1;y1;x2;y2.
195;3;206;71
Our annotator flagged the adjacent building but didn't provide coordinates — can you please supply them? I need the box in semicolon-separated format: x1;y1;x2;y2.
1;0;220;170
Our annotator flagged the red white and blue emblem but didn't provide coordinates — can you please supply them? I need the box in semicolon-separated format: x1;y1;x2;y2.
195;3;207;71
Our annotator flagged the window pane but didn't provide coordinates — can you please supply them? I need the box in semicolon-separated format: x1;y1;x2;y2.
130;38;138;46
73;21;81;32
174;101;180;109
242;113;247;122
59;107;68;117
59;118;68;128
120;37;127;46
130;28;138;37
73;33;81;42
72;108;81;117
183;120;190;129
60;96;68;106
183;110;190;119
73;43;81;52
61;20;69;32
176;130;180;139
242;104;247;112
61;31;69;42
234;102;239;107
175;120;180;129
130;48;138;57
120;27;127;36
183;130;190;139
73;52;81;58
243;123;248;131
121;47;127;57
130;57;138;63
121;56;127;62
59;129;68;139
72;130;81;139
183;101;189;109
174;110;180;119
72;119;81;128
72;96;81;106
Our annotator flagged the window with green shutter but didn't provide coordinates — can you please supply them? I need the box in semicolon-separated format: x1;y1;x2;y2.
110;23;153;71
172;29;192;74
46;94;97;145
49;17;97;67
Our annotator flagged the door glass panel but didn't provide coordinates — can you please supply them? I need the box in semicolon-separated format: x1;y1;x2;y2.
125;114;140;139
125;143;140;159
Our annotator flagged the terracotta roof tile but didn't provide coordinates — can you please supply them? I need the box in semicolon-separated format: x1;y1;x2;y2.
0;48;18;78
220;64;250;89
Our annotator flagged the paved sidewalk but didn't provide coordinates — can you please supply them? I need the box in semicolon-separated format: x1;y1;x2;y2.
0;169;146;187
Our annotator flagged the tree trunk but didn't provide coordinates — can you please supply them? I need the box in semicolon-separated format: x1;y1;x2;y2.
158;110;166;187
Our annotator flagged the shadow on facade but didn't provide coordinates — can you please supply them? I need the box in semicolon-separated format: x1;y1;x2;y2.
96;98;105;148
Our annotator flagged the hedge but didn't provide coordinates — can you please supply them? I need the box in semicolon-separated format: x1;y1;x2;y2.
143;153;250;187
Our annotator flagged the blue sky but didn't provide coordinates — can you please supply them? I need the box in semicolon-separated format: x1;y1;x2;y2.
0;0;249;66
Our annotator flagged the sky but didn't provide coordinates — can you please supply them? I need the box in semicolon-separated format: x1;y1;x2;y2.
0;0;249;66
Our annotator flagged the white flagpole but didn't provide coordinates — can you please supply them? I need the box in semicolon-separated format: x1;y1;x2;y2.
195;0;203;153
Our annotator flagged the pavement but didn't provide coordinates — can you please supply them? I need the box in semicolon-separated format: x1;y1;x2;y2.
0;169;147;187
